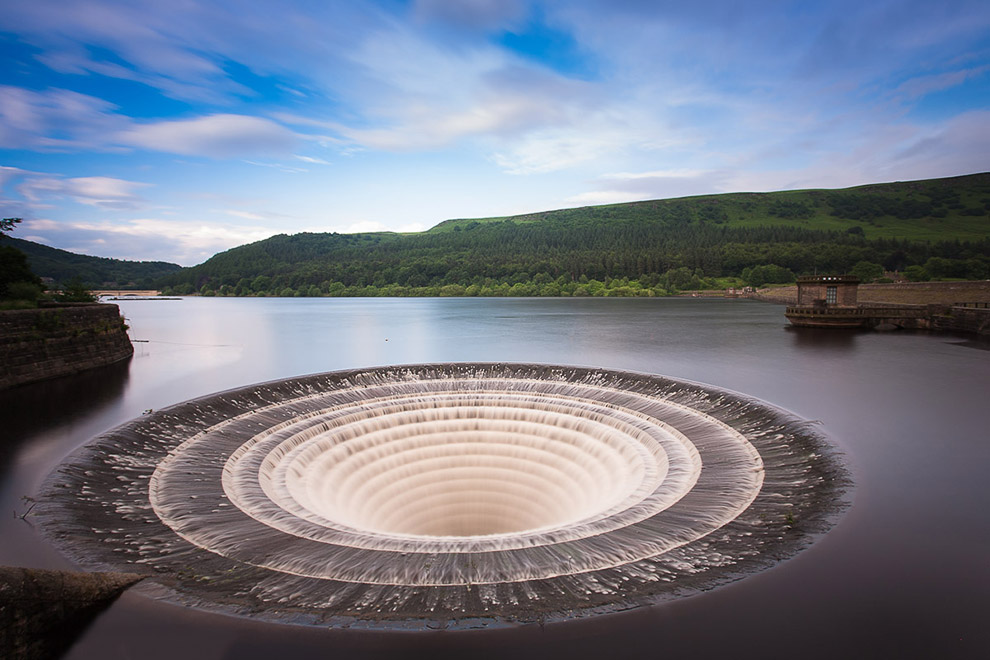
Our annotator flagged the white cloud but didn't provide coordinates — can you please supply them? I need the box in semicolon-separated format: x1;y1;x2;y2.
329;219;425;234
29;218;280;265
327;26;604;156
21;218;60;231
117;115;297;158
341;220;388;233
602;169;711;181
346;95;568;151
0;86;123;150
1;0;257;104
570;168;738;204
565;190;645;206
244;160;308;174
222;209;266;221
18;176;150;210
491;121;641;175
295;155;331;165
0;86;300;159
0;165;29;192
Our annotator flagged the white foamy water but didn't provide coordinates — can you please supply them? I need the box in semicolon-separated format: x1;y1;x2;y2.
40;364;843;626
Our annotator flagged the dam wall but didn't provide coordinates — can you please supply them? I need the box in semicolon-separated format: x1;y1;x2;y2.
784;303;990;337
753;280;990;306
858;280;990;305
0;304;133;389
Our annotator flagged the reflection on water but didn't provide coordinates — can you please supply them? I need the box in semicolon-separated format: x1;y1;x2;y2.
785;325;860;350
0;297;987;659
1;360;130;481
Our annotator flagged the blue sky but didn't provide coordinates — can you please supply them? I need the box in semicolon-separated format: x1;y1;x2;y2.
1;0;988;265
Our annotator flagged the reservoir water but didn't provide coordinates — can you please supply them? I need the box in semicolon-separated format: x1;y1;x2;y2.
2;297;988;658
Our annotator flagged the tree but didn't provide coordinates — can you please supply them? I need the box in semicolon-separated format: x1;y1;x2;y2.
742;264;795;288
58;277;96;302
1;217;22;235
849;261;884;282
251;275;272;293
1;245;42;299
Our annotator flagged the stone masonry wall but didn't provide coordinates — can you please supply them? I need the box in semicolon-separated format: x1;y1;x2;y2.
858;281;990;305
0;304;133;389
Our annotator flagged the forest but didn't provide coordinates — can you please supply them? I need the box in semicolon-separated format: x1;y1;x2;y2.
5;173;989;298
5;236;182;289
158;173;990;298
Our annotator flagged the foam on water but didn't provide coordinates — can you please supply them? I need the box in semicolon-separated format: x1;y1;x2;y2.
38;364;847;627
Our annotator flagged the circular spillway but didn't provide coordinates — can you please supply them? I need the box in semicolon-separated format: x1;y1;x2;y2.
39;364;847;627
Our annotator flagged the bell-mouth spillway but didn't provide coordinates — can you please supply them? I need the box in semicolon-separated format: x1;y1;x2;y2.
38;363;848;628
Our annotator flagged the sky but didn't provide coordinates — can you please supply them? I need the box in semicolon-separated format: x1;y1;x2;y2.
1;0;989;266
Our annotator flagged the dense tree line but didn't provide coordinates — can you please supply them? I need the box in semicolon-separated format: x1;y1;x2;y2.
11;173;987;299
159;217;989;297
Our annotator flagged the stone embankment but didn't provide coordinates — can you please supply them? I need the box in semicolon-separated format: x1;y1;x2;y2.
0;566;143;659
0;303;133;389
859;280;990;305
751;280;990;306
776;281;990;337
747;287;799;304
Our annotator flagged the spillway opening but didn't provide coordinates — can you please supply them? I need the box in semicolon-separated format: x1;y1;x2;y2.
39;363;848;628
259;401;667;538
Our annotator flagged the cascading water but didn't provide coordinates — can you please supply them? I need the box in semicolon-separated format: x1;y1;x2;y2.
38;363;847;627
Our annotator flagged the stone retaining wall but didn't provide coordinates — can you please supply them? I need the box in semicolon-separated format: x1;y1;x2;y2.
0;304;133;389
0;566;143;660
750;280;990;306
859;280;990;305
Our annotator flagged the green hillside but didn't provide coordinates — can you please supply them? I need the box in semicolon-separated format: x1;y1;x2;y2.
156;172;988;297
5;237;182;289
432;173;990;242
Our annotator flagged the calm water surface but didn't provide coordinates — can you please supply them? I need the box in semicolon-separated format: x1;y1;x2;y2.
3;297;988;659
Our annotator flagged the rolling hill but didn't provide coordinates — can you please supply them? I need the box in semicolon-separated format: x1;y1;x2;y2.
158;173;989;297
4;237;182;289
431;172;990;242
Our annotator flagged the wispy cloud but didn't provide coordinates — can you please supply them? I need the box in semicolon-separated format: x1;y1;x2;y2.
18;175;150;210
222;209;266;221
118;115;297;158
22;217;280;265
0;86;123;151
893;65;990;101
569;169;737;205
243;160;308;174
342;219;426;234
0;165;31;192
295;155;330;165
413;0;526;31
332;30;590;152
0;87;298;158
